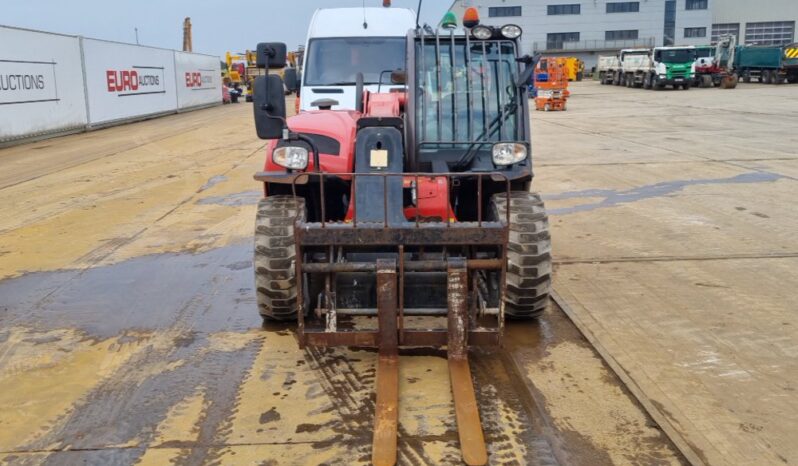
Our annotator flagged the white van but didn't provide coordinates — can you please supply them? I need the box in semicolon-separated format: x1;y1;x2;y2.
299;7;416;112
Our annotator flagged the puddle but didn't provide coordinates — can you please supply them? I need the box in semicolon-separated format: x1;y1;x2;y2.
544;171;783;215
196;190;260;207
198;174;227;192
0;243;259;338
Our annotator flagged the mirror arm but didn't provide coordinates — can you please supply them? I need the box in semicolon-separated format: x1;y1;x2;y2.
288;132;321;173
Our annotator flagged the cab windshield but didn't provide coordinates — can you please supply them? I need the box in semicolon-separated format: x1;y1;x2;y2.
416;39;520;146
304;37;405;86
658;49;695;63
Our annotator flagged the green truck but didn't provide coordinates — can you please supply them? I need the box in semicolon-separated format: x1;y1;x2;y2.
619;46;696;90
735;43;798;84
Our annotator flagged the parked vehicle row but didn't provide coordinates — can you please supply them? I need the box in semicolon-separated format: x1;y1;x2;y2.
598;40;798;90
599;46;696;90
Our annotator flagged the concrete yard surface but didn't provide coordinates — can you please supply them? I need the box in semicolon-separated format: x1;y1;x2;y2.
0;100;683;464
535;81;798;465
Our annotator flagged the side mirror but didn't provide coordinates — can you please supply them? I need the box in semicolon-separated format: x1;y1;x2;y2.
283;68;299;92
253;75;287;139
256;42;287;69
390;70;407;85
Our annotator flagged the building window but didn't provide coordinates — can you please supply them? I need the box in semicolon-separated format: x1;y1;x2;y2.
606;30;639;40
744;21;795;46
606;2;639;13
684;27;707;38
548;4;580;15
712;23;740;44
664;0;676;46
685;0;708;10
488;6;522;17
547;32;580;50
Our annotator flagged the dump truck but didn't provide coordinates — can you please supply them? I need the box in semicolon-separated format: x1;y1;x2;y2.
597;55;621;84
736;43;798;84
251;6;550;466
620;46;696;90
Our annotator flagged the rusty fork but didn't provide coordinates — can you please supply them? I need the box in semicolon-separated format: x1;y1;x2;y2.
372;259;399;466
447;259;488;466
371;258;488;466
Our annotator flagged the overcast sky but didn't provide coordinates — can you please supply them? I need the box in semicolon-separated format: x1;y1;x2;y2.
3;0;451;58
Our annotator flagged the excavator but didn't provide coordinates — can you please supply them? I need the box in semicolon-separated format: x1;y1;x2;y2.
695;34;739;89
251;6;551;465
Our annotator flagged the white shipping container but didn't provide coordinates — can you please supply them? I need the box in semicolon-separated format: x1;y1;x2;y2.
174;51;222;110
0;26;88;142
82;38;177;125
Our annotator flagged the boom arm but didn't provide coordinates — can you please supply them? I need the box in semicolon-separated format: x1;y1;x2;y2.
715;34;737;72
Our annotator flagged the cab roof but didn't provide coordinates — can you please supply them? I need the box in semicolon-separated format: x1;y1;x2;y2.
308;8;416;38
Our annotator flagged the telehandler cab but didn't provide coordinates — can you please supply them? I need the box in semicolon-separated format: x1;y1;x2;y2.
251;9;551;465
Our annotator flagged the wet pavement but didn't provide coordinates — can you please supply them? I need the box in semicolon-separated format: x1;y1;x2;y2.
536;82;798;465
0;101;684;465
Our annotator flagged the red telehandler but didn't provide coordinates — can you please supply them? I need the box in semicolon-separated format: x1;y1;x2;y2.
251;8;551;465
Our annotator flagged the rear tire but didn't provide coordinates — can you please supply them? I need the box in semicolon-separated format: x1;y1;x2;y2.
255;196;305;322
490;192;552;319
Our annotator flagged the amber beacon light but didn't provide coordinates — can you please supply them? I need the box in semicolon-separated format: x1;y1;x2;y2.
463;7;480;28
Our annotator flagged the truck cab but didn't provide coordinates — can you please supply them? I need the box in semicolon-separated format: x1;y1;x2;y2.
299;7;416;112
650;46;696;89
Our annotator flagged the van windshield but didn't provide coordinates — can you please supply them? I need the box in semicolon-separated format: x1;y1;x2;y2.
304;37;406;86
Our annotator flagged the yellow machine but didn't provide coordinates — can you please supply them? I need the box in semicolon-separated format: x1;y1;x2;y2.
564;57;585;81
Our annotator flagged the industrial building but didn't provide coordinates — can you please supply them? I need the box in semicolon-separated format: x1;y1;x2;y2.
450;0;798;70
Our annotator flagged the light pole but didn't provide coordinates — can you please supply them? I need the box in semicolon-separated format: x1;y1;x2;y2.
135;27;139;45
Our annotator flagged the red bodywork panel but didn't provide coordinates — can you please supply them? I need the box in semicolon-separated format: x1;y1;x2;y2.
264;110;359;174
342;176;455;222
265;91;454;222
364;92;405;117
403;176;454;222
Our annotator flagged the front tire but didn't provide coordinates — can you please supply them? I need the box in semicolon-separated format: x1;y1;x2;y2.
490;192;552;319
255;196;305;322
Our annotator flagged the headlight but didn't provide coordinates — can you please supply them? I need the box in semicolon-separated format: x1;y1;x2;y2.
472;25;493;40
273;146;309;170
500;24;522;39
492;143;527;166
